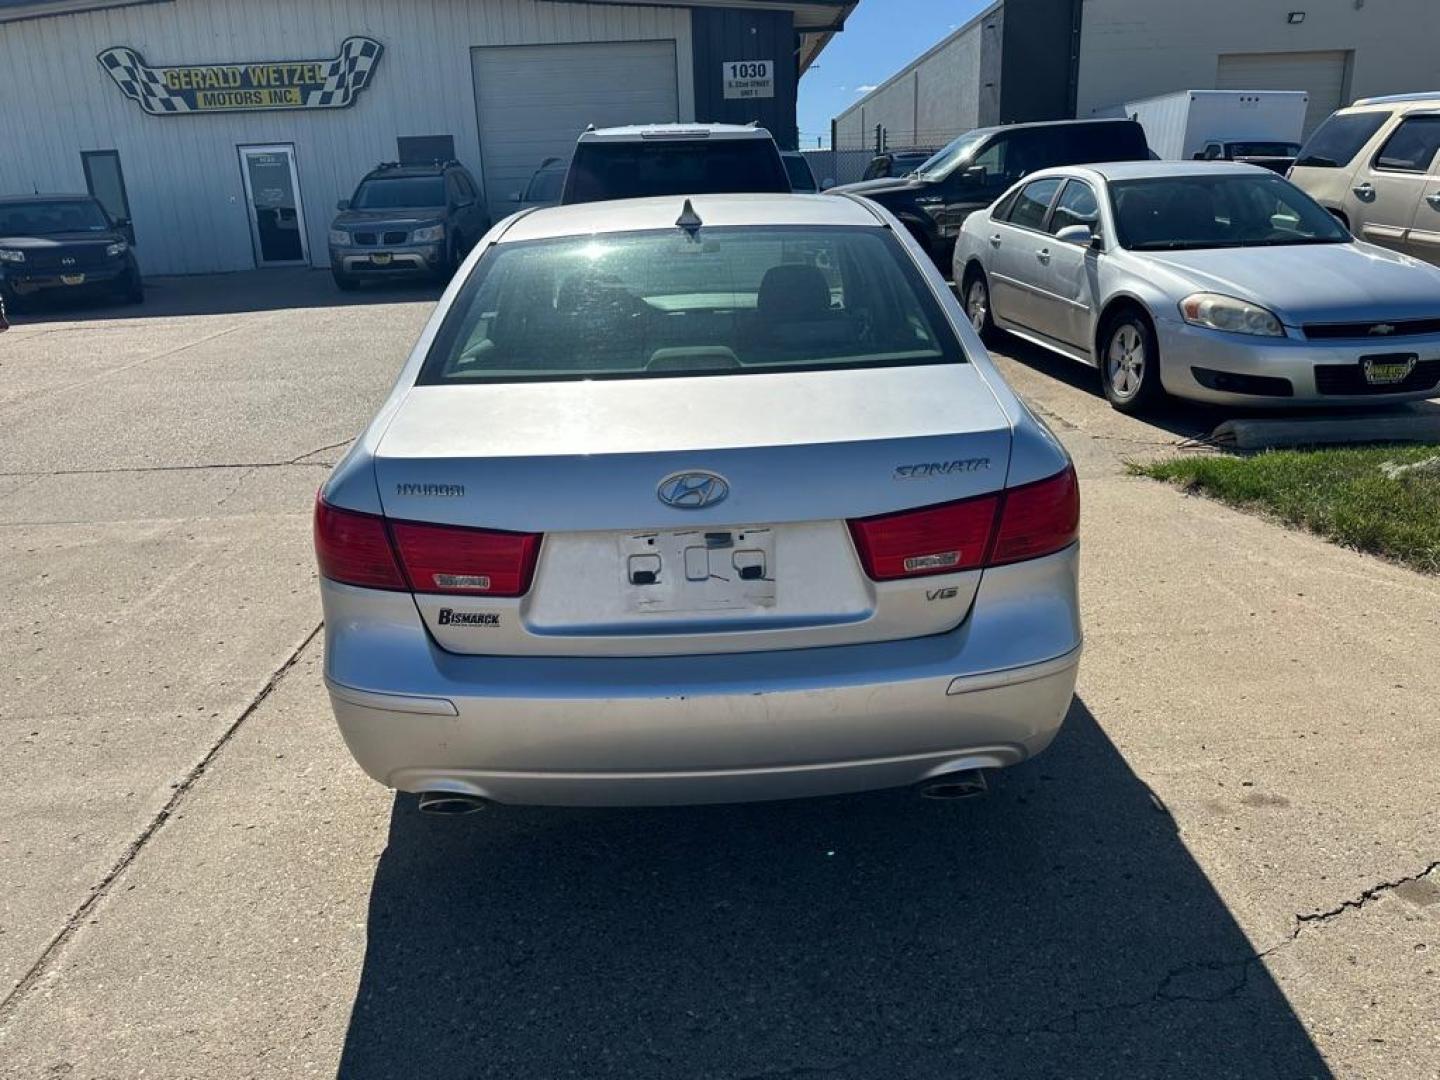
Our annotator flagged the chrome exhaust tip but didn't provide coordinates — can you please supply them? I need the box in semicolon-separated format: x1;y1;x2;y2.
918;769;988;800
417;791;490;815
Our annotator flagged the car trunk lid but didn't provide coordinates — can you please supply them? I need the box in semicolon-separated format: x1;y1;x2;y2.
373;364;1014;655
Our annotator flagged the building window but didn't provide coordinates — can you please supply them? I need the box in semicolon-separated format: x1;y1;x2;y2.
398;135;456;165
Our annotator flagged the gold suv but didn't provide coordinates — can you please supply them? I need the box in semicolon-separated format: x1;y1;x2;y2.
1289;93;1440;265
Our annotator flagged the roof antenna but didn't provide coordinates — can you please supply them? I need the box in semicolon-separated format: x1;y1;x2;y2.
675;198;703;237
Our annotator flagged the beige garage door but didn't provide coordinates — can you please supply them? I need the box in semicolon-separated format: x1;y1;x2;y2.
472;40;679;218
1217;50;1350;136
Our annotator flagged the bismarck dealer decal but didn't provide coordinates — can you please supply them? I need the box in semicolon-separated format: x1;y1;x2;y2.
437;609;500;627
97;37;383;115
894;458;990;479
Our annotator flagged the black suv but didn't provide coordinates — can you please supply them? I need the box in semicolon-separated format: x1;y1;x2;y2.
0;194;143;310
832;118;1149;273
329;161;490;290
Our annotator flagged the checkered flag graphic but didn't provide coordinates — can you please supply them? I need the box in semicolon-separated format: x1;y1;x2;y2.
306;37;384;108
97;46;191;114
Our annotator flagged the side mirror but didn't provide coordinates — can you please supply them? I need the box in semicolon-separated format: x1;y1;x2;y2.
820;178;837;192
508;190;524;202
335;199;350;211
1054;224;1097;248
958;165;986;187
115;217;135;245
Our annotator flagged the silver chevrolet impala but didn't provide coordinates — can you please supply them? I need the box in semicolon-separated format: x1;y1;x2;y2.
956;161;1440;412
315;193;1082;811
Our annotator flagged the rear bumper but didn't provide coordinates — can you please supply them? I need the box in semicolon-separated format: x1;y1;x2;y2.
1156;316;1440;405
321;544;1083;806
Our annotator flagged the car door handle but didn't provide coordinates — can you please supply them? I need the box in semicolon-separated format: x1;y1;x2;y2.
989;234;1002;248
1426;191;1440;208
1353;182;1375;201
1036;248;1051;263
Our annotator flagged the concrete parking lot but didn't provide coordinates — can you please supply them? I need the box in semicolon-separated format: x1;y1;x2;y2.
0;272;1436;1079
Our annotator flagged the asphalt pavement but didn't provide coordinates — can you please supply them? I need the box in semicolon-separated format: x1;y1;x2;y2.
0;272;1435;1078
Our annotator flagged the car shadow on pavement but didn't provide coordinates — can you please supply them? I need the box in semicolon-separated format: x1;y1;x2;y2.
4;268;442;324
335;699;1329;1080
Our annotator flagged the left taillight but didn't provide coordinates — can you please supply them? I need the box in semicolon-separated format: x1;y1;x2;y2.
314;497;407;591
313;496;542;597
389;520;541;597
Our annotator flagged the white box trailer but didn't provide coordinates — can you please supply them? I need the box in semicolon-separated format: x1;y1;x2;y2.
1097;90;1310;165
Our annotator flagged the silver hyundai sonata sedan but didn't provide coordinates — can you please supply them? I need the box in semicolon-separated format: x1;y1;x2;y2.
956;161;1440;413
314;192;1082;809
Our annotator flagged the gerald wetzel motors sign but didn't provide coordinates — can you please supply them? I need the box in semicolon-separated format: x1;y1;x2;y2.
97;37;384;115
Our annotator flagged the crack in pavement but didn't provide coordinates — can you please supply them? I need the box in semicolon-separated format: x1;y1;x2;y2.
0;438;353;479
740;859;1440;1075
0;623;323;1029
1293;859;1440;932
0;321;254;417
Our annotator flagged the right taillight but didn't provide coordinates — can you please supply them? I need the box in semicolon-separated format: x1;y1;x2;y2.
989;465;1079;566
848;465;1078;580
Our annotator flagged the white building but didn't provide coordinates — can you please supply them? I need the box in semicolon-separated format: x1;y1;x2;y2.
0;0;856;275
834;0;1440;158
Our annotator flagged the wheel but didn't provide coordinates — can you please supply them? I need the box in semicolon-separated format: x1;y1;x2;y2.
1099;310;1165;414
332;270;359;292
963;270;999;347
121;269;144;305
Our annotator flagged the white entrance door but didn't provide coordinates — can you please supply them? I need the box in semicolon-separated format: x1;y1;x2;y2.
472;40;679;219
237;144;309;266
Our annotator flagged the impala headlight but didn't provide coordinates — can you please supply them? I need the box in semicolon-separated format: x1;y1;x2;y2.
106;240;128;258
411;224;445;243
327;228;350;246
0;248;24;264
1179;292;1285;337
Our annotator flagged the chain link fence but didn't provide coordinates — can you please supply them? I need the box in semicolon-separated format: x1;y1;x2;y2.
807;126;959;187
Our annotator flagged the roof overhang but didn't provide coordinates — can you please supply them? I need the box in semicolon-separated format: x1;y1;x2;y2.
0;0;857;72
538;0;856;73
0;0;170;22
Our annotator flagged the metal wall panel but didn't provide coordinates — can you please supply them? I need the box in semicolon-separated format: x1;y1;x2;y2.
688;6;796;149
0;0;695;274
1076;0;1439;123
831;2;1000;154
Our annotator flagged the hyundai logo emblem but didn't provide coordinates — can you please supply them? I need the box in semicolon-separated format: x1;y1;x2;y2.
657;470;729;509
61;256;76;266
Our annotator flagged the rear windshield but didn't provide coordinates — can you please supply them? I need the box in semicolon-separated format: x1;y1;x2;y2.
418;226;963;383
352;176;445;209
782;155;817;192
1110;173;1349;250
0;199;110;235
563;140;790;203
1294;111;1391;168
525;167;565;203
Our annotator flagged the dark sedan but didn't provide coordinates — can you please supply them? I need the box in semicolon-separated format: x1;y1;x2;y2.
0;194;143;310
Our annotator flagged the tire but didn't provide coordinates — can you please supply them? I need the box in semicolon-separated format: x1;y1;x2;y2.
122;269;144;305
962;269;1000;347
332;270;359;292
1099;309;1165;414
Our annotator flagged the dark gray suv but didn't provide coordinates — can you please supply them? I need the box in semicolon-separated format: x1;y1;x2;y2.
328;161;490;290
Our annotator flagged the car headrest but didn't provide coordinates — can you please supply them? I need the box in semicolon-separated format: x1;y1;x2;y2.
757;264;832;321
